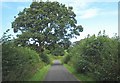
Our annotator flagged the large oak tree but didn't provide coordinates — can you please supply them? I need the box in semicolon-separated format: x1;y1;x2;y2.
12;1;83;53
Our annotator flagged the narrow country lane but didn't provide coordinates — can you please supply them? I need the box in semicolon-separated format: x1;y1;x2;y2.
44;60;80;82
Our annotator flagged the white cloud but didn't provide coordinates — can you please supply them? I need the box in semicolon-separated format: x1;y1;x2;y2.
100;11;118;16
79;8;99;19
67;0;89;9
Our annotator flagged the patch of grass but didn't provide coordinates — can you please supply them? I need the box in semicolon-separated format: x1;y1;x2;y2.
29;65;51;81
64;64;96;83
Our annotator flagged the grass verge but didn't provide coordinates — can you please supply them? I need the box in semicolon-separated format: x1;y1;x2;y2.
64;64;96;83
29;65;51;81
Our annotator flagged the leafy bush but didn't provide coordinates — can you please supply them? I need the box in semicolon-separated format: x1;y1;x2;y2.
65;31;119;81
74;59;90;73
93;36;119;81
63;54;70;64
63;50;70;64
40;52;50;64
2;42;45;81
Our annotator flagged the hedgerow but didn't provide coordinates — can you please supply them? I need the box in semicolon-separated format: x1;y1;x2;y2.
64;31;120;81
2;42;45;81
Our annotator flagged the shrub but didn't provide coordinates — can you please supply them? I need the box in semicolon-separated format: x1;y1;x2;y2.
2;42;45;81
63;54;70;64
74;59;90;74
40;52;50;64
66;31;119;81
62;50;69;64
93;37;119;81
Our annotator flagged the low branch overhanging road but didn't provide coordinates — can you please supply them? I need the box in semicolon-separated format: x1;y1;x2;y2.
44;60;80;82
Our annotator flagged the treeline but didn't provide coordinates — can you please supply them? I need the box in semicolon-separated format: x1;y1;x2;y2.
63;31;120;81
1;30;51;81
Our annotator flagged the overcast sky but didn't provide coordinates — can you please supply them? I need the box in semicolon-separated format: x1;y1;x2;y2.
0;0;119;42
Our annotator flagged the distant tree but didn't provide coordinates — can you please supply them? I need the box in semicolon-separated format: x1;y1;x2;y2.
0;29;14;44
12;1;83;53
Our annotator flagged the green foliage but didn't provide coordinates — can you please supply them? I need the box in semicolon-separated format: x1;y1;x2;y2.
64;64;95;82
63;55;70;64
51;45;64;56
0;29;14;44
40;51;50;64
63;50;70;64
12;1;83;53
65;30;119;81
74;59;90;74
2;42;45;81
29;65;51;81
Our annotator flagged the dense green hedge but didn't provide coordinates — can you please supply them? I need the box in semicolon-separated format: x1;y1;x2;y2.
64;33;120;81
2;42;45;81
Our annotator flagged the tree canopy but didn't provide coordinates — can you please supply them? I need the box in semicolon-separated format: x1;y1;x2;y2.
12;1;83;53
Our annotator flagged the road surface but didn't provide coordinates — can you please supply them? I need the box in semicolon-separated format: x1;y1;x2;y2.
44;60;80;82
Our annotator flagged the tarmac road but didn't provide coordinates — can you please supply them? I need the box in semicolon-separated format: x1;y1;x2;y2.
44;60;79;82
